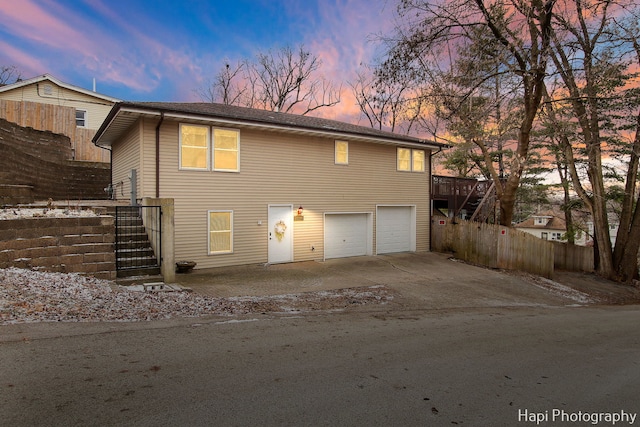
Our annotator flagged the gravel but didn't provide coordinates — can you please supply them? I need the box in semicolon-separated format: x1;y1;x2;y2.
0;268;395;324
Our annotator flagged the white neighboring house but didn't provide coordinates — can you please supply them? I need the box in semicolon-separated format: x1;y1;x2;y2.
515;211;570;242
0;74;120;162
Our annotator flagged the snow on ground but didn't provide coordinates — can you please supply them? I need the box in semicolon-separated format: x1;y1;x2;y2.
508;271;596;304
0;208;98;220
0;268;394;324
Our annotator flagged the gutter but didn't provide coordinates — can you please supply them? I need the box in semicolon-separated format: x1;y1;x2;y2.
97;104;445;150
155;112;164;198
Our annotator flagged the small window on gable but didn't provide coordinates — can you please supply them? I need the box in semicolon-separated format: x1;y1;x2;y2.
75;109;87;127
208;210;233;254
534;217;547;225
180;124;209;170
335;140;348;165
213;128;240;172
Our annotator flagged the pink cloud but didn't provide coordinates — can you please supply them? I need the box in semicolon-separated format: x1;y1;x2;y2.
0;0;88;56
300;0;400;122
0;0;202;96
0;40;48;76
80;0;202;93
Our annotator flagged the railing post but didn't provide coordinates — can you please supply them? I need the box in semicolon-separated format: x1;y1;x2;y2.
142;197;175;283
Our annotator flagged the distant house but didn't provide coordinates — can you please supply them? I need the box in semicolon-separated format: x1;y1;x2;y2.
515;210;595;246
515;211;569;242
93;102;444;270
0;74;120;162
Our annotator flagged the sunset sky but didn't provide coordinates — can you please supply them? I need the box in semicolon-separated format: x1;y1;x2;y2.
0;0;398;122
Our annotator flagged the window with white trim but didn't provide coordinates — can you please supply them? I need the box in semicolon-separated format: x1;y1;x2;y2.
534;217;548;225
213;128;240;172
180;124;210;170
208;210;233;254
413;149;425;172
397;148;425;172
335;140;348;165
75;109;87;127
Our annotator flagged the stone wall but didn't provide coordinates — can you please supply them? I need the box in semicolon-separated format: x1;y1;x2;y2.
0;216;116;280
0;118;111;205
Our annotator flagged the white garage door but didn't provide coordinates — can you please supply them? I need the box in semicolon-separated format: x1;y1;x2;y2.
325;214;370;259
377;206;415;254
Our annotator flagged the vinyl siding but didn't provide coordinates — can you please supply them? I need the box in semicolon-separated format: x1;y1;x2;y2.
134;118;431;268
111;121;142;201
0;81;113;129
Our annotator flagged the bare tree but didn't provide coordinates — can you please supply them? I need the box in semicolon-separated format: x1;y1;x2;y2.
376;0;555;226
199;61;246;105
349;64;424;134
200;45;341;115
545;0;640;281
0;65;22;86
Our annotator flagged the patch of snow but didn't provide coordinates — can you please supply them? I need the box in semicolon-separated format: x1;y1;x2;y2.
0;208;98;220
214;319;260;325
529;276;595;304
0;268;394;324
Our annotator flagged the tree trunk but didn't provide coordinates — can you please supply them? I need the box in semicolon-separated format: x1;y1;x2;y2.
615;199;640;282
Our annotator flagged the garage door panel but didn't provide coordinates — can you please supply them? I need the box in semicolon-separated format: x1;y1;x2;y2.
377;206;414;254
325;214;369;259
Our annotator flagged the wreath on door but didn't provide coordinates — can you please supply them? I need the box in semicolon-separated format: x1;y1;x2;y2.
274;220;287;242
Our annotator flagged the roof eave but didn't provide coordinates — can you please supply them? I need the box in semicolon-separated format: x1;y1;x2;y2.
94;105;444;150
0;73;121;103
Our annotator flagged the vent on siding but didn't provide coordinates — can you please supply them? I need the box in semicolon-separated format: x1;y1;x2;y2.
43;84;53;96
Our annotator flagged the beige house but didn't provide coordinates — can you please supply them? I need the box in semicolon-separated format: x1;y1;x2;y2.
94;102;443;269
0;74;120;162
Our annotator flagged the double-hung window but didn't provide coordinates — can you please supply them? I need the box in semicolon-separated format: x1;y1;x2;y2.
180;124;210;170
397;148;425;172
179;125;240;172
76;109;87;128
208;210;233;254
335;141;348;165
213;129;240;171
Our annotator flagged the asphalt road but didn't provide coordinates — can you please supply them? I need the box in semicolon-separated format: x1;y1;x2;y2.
2;304;640;427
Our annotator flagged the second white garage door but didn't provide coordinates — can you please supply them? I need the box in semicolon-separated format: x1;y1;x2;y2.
324;213;371;259
376;206;416;254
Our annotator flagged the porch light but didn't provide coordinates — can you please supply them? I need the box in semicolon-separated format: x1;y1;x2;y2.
297;206;304;215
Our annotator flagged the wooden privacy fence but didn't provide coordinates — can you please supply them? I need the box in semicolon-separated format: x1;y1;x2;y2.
552;241;594;272
0;100;108;163
431;218;594;278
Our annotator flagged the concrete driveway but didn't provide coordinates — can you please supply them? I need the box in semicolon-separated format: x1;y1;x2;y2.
174;252;591;309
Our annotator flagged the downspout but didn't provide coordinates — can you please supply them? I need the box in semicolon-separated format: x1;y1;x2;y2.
428;144;444;252
155;112;164;198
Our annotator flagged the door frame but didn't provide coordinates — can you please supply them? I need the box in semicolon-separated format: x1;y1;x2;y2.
267;204;294;264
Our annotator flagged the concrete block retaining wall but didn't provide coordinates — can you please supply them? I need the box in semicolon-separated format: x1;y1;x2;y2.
0;216;116;280
0;118;111;205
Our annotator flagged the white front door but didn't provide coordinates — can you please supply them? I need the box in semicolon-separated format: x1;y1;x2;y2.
268;205;293;264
